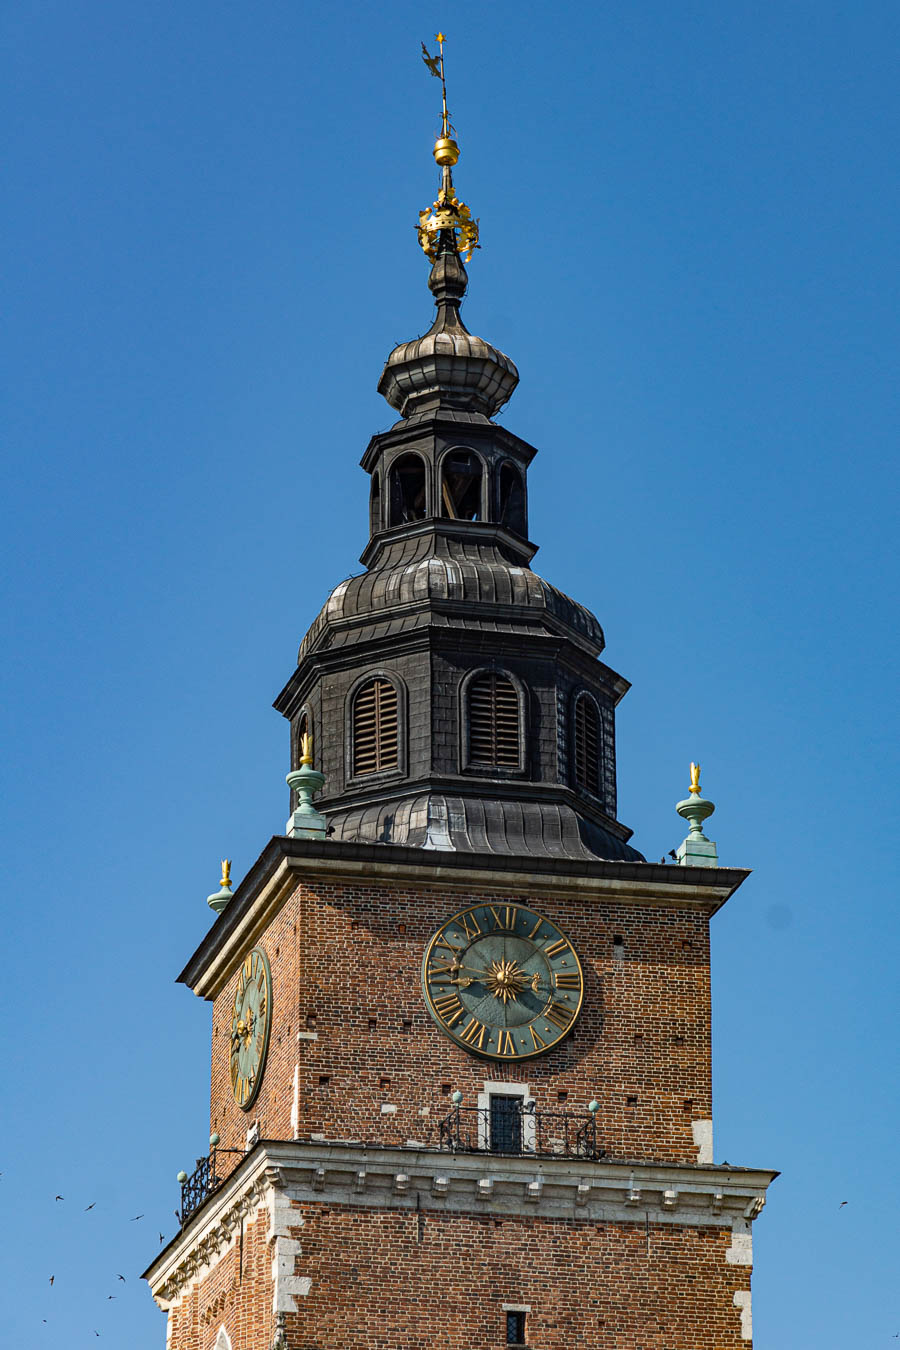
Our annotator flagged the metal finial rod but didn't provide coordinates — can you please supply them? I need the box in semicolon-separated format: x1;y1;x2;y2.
689;762;701;795
437;33;449;138
220;859;232;888
300;731;314;767
422;33;450;139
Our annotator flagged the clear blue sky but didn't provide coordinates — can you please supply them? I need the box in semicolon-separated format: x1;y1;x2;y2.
3;2;898;1345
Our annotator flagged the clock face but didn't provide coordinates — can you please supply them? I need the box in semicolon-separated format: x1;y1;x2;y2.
422;903;584;1060
230;947;272;1110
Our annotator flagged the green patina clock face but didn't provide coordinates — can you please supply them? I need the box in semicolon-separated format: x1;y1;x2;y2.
230;947;272;1110
422;903;584;1060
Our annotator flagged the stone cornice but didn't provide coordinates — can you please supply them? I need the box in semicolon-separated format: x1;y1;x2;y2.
178;838;749;999
144;1140;778;1304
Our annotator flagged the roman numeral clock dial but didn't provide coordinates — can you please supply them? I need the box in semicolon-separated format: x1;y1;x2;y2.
230;947;272;1110
422;904;584;1059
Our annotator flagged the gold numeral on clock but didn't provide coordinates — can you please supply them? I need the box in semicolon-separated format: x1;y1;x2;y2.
497;1029;518;1056
528;1025;548;1051
458;912;482;940
460;1017;486;1049
528;916;543;939
544;1001;574;1030
544;938;568;958
554;972;580;989
488;905;517;931
433;992;465;1027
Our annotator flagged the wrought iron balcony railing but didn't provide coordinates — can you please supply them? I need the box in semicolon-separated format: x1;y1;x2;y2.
176;1135;243;1226
439;1099;603;1160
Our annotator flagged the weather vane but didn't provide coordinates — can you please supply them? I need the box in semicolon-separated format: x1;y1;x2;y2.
418;33;479;264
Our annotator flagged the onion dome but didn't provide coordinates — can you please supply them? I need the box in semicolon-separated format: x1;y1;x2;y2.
378;242;518;419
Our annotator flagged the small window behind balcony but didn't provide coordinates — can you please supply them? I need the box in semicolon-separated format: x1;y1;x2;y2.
389;454;426;525
441;449;483;521
467;671;521;768
490;1094;523;1155
498;461;526;536
352;678;399;775
573;693;600;795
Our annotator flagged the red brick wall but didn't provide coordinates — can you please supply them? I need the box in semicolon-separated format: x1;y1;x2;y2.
209;877;712;1166
169;1200;750;1350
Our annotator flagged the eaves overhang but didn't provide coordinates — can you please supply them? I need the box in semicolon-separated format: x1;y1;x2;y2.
360;413;540;473
177;835;750;1001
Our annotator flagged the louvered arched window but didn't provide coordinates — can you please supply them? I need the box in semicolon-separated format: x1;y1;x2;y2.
467;671;521;768
573;693;601;795
352;677;399;775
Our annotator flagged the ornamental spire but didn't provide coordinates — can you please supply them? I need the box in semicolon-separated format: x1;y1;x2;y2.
418;35;479;264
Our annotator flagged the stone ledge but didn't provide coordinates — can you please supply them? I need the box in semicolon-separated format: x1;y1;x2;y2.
144;1140;777;1305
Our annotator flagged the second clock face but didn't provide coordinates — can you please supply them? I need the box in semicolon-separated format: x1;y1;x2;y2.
422;903;584;1060
230;947;272;1110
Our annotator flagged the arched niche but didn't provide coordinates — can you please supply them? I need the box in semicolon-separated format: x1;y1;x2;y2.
497;461;526;536
388;454;427;525
369;470;382;534
440;448;484;521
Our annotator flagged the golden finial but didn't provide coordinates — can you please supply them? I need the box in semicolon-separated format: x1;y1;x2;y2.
418;34;479;263
220;859;232;889
300;731;314;767
689;762;701;795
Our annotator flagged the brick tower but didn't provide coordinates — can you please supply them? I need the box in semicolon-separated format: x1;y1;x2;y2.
145;43;775;1350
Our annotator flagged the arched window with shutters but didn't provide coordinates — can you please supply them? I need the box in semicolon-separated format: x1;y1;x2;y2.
572;692;601;796
464;670;523;771
351;676;400;776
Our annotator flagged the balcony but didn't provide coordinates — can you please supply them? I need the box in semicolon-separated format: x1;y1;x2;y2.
176;1135;243;1226
439;1098;603;1161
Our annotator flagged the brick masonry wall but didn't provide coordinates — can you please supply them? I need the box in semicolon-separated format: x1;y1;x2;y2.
169;1199;750;1350
209;876;712;1165
167;1201;272;1350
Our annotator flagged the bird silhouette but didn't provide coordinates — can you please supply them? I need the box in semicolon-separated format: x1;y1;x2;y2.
117;1275;126;1282
49;1276;54;1286
668;849;678;861
54;1195;64;1201
839;1200;848;1207
107;1295;116;1300
130;1214;144;1221
158;1232;165;1243
84;1202;96;1211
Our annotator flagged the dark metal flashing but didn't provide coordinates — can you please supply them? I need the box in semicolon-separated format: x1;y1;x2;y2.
360;412;540;474
177;834;750;992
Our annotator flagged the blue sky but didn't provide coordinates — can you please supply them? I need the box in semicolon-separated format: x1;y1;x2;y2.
2;1;898;1345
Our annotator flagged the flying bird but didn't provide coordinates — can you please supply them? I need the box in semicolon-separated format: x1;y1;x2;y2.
158;1232;165;1243
668;849;678;861
130;1213;144;1221
49;1276;54;1286
84;1202;96;1211
117;1274;126;1282
54;1195;64;1201
107;1295;116;1300
839;1200;848;1207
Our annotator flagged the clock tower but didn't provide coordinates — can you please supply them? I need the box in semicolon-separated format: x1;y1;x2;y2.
145;42;775;1350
